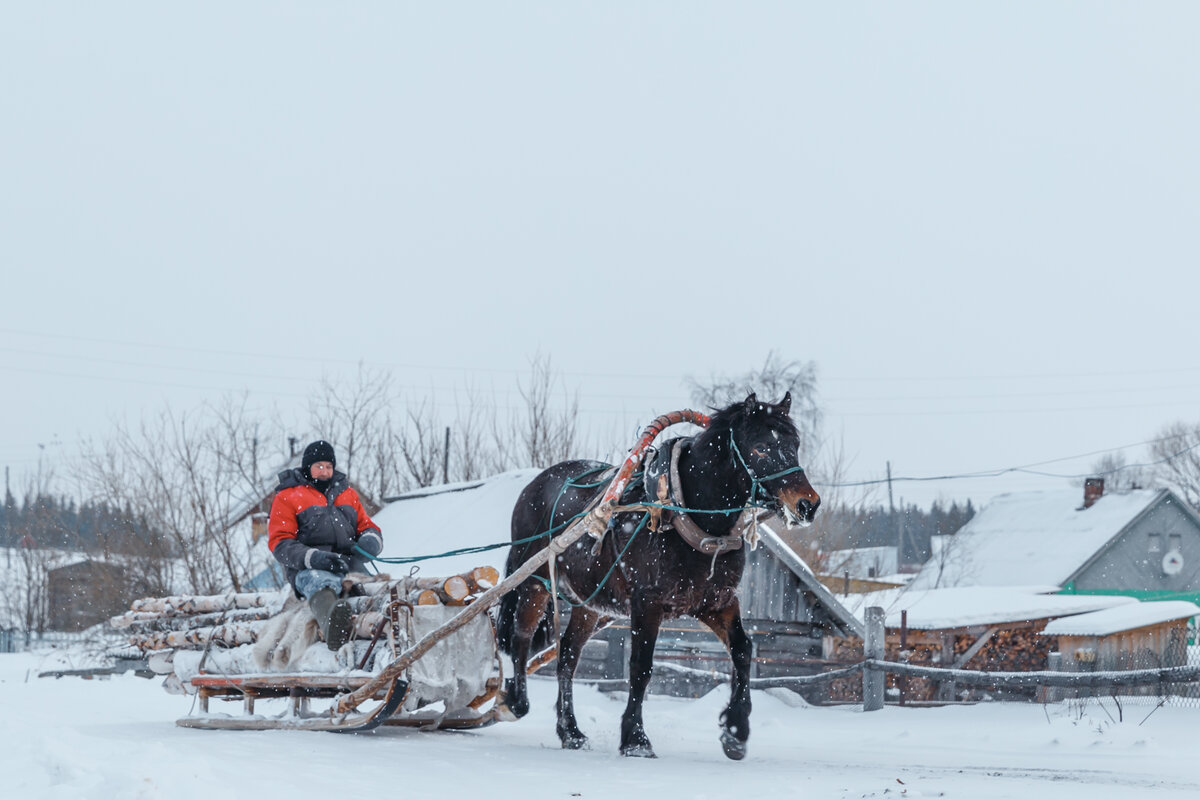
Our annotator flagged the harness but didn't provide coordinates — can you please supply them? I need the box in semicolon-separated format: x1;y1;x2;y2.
635;439;765;556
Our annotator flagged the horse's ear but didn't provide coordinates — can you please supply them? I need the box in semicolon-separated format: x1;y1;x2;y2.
745;392;757;407
778;391;792;416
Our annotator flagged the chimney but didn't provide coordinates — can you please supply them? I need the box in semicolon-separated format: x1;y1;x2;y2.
1082;477;1105;509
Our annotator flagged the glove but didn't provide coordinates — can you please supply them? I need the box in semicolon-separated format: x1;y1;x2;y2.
308;550;351;575
356;530;383;557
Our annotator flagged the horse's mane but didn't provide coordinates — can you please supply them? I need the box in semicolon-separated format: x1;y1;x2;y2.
700;395;799;446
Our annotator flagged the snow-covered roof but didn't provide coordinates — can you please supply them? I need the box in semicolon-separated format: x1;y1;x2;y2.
1042;600;1200;637
370;469;541;577
825;545;898;579
908;488;1165;590
840;585;1136;630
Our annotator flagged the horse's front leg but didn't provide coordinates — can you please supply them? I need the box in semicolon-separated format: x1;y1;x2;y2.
620;598;664;757
556;605;601;749
697;602;753;761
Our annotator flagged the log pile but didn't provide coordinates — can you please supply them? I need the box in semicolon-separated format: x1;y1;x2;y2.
821;622;1057;703
115;566;503;655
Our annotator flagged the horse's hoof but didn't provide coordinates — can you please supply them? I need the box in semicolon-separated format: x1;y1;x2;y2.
720;729;747;761
560;734;590;750
620;742;657;758
500;680;529;719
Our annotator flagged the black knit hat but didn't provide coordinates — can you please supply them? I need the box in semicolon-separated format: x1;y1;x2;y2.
302;440;336;472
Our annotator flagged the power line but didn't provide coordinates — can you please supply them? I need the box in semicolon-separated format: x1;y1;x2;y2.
820;435;1200;490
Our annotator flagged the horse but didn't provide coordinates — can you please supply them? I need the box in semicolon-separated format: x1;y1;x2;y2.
495;392;820;759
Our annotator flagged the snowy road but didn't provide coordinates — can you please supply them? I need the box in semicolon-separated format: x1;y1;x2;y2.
3;652;1198;799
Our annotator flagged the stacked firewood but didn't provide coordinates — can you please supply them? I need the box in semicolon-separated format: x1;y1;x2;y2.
821;625;1057;703
113;566;502;654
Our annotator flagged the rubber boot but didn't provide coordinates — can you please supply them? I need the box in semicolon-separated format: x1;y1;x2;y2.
308;587;353;651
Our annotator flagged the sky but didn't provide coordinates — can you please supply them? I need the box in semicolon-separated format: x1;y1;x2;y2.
3;3;1200;510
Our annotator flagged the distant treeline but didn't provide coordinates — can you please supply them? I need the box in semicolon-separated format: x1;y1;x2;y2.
0;492;164;554
823;499;976;566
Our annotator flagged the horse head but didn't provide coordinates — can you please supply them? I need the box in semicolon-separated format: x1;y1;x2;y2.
720;391;821;527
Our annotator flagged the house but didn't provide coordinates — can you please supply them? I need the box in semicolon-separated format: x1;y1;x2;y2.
371;470;863;695
908;480;1200;609
819;545;909;594
47;559;155;632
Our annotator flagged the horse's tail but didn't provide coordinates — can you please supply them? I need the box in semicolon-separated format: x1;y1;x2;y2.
495;537;553;656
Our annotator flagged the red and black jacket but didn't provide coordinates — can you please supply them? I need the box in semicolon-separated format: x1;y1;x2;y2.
267;468;382;590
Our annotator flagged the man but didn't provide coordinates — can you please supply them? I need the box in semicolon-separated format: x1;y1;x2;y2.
267;440;383;650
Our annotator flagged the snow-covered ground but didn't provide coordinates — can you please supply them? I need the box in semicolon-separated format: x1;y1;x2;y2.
5;650;1199;799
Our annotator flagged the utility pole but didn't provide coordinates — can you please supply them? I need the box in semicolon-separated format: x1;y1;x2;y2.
887;461;904;568
4;466;9;568
442;427;451;484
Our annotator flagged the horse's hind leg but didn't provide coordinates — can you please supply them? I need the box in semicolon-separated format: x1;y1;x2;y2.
501;580;551;719
697;602;752;761
556;605;601;749
620;598;664;758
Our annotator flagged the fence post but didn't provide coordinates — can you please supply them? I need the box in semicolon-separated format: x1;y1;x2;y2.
1043;651;1062;704
863;606;885;711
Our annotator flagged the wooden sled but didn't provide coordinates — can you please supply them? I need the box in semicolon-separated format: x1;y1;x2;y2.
178;674;410;732
177;671;505;732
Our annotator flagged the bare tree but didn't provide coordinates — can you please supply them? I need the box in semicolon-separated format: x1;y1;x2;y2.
449;383;493;482
76;401;288;595
1086;450;1150;494
399;399;446;488
686;351;822;461
1149;421;1200;508
308;364;394;489
492;353;580;471
9;461;58;637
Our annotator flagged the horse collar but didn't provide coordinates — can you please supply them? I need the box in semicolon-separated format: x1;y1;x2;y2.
651;439;759;557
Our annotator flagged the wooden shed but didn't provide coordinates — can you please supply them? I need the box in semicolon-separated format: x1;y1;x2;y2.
47;559;153;632
1042;601;1199;673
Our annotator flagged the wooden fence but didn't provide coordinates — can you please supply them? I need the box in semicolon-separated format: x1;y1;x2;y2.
741;608;1200;711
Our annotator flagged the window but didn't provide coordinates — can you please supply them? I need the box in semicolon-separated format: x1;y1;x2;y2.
1148;533;1162;553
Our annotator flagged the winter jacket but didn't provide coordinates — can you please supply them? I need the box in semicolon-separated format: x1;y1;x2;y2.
267;468;382;592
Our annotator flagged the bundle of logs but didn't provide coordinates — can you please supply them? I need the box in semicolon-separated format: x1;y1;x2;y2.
113;566;501;653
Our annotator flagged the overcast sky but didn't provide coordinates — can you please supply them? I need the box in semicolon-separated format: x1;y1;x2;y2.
3;3;1199;510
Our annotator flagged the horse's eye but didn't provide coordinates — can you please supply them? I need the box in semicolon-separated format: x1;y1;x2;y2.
750;446;768;458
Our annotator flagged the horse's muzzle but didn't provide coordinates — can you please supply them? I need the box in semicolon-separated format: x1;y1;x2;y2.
777;488;820;528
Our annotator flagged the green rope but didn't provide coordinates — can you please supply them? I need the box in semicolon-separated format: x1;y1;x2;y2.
355;464;613;566
532;510;651;608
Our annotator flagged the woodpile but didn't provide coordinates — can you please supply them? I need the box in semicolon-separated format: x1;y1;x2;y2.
821;621;1056;703
115;565;503;654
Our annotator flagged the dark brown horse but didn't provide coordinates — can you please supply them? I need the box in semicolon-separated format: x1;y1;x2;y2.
496;393;819;759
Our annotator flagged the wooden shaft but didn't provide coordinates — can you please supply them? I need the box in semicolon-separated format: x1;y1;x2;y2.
335;513;595;713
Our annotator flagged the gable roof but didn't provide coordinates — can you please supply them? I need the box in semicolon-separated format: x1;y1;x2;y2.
908;488;1176;590
839;585;1137;631
755;520;865;638
1042;600;1200;637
